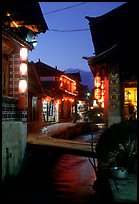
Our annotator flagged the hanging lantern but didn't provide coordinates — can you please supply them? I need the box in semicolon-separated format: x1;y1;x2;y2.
19;79;27;93
101;89;105;96
94;73;101;87
20;47;28;61
60;81;63;87
45;96;51;103
19;63;27;76
101;80;105;89
56;99;60;105
94;88;101;100
101;102;104;108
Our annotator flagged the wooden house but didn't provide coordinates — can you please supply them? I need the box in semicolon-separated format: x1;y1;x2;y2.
2;1;48;181
83;2;137;127
28;60;79;128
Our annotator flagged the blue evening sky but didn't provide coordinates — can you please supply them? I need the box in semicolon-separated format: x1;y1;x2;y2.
28;2;125;72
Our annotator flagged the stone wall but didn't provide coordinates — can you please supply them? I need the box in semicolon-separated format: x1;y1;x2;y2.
2;96;27;182
2;121;27;181
2;96;27;122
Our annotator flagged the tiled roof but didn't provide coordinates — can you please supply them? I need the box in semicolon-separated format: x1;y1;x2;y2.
35;60;64;77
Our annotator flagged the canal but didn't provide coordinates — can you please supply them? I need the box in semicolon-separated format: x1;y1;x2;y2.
1;132;112;203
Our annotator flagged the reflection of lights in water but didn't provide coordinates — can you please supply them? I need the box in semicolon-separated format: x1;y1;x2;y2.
51;136;97;200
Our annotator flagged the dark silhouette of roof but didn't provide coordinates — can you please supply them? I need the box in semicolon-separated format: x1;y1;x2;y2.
35;60;64;77
84;2;138;79
85;2;137;55
2;1;48;49
2;1;48;33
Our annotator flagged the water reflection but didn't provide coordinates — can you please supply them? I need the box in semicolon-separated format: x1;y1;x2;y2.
50;154;97;202
49;134;97;202
2;133;98;203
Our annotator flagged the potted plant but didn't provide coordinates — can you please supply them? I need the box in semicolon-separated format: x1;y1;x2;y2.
95;120;137;174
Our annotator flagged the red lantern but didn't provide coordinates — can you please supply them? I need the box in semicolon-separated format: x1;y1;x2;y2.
20;47;28;61
45;96;51;103
19;79;27;93
101;80;105;89
101;102;104;108
20;63;27;76
94;73;101;87
101;89;105;96
94;88;101;100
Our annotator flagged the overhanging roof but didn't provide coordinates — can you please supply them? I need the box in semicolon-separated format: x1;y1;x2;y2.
85;2;137;55
83;44;118;66
2;1;48;33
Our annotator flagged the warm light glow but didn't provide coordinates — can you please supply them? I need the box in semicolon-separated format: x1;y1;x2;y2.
60;82;63;87
19;79;27;93
45;96;51;103
101;102;104;108
101;89;105;96
62;97;74;102
6;12;11;16
94;88;101;100
10;21;18;28
56;100;60;104
93;100;99;108
94;74;101;87
69;98;74;102
60;75;77;94
20;63;27;76
101;80;105;89
64;89;77;96
20;47;28;61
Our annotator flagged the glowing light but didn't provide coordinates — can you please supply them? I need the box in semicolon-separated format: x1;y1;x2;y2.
20;63;27;76
101;102;104;108
56;100;60;104
94;73;101;87
101;80;105;89
45;96;51;103
94;88;101;100
20;47;28;61
101;90;105;96
19;79;27;93
87;92;90;97
93;100;99;108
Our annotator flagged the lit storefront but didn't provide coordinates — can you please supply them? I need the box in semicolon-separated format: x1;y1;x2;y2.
124;83;137;120
28;61;78;125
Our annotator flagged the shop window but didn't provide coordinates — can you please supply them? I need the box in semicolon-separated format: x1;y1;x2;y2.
124;87;137;120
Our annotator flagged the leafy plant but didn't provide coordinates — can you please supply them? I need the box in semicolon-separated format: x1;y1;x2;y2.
96;120;137;173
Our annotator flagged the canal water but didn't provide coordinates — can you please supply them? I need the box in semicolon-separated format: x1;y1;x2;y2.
1;132;111;203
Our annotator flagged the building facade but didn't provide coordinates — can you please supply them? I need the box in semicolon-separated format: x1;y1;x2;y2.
83;2;137;127
28;61;79;132
2;1;48;181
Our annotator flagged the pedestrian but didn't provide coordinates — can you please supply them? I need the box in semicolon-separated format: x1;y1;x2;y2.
128;100;135;120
